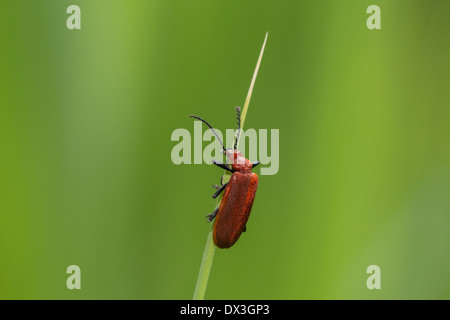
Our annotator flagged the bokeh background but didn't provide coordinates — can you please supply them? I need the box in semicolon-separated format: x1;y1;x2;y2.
1;0;450;299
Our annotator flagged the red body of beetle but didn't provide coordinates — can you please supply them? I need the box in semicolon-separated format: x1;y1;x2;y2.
213;151;258;248
190;108;259;249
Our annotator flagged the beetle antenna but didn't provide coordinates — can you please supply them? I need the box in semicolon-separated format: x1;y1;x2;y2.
234;106;241;151
189;115;227;152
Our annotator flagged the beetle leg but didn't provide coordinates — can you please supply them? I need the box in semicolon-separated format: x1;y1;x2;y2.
212;182;228;199
212;176;224;190
212;159;233;172
206;207;219;222
252;161;260;168
243;225;247;232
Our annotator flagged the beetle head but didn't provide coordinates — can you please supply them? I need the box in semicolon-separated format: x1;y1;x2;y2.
225;149;253;172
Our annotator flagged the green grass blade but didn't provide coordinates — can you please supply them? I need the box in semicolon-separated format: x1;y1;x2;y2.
192;220;216;300
192;32;268;300
238;32;268;144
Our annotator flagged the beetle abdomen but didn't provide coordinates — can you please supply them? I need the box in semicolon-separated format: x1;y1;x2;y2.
213;172;259;248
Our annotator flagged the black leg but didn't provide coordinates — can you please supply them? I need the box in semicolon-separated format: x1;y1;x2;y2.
212;182;228;199
212;159;233;172
206;207;219;222
212;175;224;190
252;161;260;168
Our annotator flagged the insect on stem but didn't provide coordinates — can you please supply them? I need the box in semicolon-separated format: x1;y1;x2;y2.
192;32;268;300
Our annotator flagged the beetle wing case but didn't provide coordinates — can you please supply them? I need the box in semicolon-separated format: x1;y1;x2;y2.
213;172;259;248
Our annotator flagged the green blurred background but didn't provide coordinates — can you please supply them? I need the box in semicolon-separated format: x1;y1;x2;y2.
1;0;450;299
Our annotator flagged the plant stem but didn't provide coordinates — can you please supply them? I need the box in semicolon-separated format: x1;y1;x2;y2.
192;32;268;300
192;206;217;300
239;32;268;143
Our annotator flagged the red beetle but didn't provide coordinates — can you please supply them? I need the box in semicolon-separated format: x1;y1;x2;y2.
190;107;259;249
